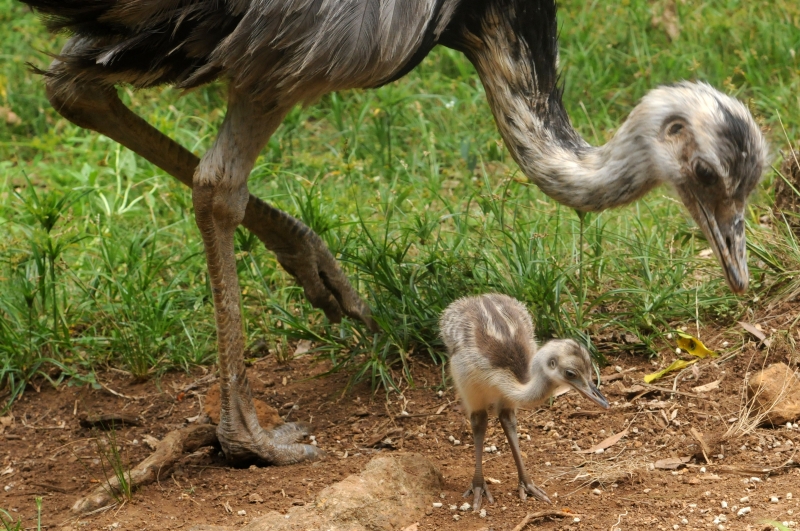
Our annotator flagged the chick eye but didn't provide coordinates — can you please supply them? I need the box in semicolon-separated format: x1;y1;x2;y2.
694;162;719;186
565;370;577;379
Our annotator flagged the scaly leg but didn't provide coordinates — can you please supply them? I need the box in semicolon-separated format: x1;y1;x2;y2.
464;410;494;511
498;408;551;503
191;92;320;463
44;38;376;331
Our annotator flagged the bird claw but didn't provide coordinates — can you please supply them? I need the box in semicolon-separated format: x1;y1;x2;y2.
463;482;494;511
519;479;551;504
218;418;323;466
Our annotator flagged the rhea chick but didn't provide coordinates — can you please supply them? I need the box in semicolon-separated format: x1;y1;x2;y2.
440;293;609;510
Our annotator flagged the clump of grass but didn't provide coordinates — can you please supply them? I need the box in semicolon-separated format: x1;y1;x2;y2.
92;428;134;504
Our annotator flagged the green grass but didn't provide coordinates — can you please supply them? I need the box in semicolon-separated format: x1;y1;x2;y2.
1;0;799;399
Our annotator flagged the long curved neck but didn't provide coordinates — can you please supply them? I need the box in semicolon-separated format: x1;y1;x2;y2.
515;355;557;407
448;0;662;212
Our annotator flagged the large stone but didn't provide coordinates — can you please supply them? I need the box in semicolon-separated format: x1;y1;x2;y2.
190;453;443;531
203;383;283;430
747;363;800;426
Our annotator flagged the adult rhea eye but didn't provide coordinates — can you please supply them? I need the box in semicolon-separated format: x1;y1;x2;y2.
695;162;719;186
565;370;577;379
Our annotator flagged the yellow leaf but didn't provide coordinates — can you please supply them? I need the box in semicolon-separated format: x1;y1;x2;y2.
676;332;717;358
644;359;698;383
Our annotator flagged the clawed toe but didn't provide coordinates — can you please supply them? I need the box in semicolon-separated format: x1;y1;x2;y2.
519;480;551;504
269;421;312;445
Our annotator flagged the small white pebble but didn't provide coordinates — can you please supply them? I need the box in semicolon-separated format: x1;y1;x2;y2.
722;341;729;347
667;333;673;340
237;510;246;516
131;439;138;445
771;496;780;503
740;496;749;503
721;501;728;509
700;467;706;473
449;505;457;511
595;448;605;455
437;390;443;397
545;462;551;466
453;515;460;521
750;477;762;483
3;486;10;492
460;502;471;511
676;347;682;354
644;488;652;494
432;502;443;508
479;509;486;518
453;439;461;445
526;434;531;441
681;517;689;524
737;507;751;516
615;365;623;373
673;525;679;530
573;517;581;523
309;435;316;441
448;435;455;442
592;488;602;495
490;445;497;453
787;493;793;499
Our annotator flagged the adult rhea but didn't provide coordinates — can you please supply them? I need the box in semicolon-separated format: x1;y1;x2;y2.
20;0;765;466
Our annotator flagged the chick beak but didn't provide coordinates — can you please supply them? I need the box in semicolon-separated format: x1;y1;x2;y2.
575;379;610;409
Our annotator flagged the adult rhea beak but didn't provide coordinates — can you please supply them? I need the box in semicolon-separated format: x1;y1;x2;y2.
677;185;748;294
575;379;610;410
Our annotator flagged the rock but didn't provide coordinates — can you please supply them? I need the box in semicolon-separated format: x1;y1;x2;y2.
203;383;283;429
747;363;800;425
248;493;264;504
190;454;442;531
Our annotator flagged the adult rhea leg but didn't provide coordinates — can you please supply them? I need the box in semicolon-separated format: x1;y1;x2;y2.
193;94;318;463
498;408;551;503
43;38;375;331
465;410;494;511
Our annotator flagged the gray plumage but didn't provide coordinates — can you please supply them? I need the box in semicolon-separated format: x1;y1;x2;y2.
440;293;609;510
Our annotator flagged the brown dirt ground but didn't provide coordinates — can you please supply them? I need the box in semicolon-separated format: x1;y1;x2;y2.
2;314;800;531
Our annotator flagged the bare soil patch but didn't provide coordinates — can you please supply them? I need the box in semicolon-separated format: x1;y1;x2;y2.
2;316;800;531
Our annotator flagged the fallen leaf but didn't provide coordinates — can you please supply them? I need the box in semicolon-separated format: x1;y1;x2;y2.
644;359;698;383
738;321;766;342
435;403;448;415
676;332;717;358
654;456;691;470
486;477;502;485
294;340;312;356
690;427;711;462
578;429;629;454
0;466;13;476
692;380;721;393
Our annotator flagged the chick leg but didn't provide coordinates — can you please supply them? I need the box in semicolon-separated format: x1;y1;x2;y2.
464;410;494;511
499;408;551;503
